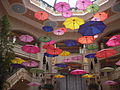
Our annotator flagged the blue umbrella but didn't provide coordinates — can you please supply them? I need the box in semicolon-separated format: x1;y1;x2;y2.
42;26;53;32
55;63;68;68
44;53;58;57
85;53;96;58
64;40;77;47
78;21;106;36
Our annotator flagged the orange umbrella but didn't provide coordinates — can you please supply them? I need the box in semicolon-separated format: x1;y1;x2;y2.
34;11;48;21
93;12;108;21
78;36;95;44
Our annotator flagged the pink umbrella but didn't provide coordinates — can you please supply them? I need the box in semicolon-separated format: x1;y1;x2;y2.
115;61;120;66
71;55;83;60
70;69;87;75
44;40;56;45
21;45;40;54
22;61;38;67
55;2;70;12
27;82;41;86
63;58;72;63
19;35;34;42
53;29;64;35
62;11;72;18
106;35;120;46
59;28;67;32
103;80;118;85
76;0;92;10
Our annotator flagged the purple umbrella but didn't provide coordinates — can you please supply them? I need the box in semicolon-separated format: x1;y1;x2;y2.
115;61;120;66
91;17;101;21
63;58;72;63
27;82;41;86
55;2;70;12
53;29;64;35
85;53;96;58
103;80;118;85
19;35;34;42
62;11;72;18
71;55;83;60
11;64;25;68
22;61;38;67
55;63;68;68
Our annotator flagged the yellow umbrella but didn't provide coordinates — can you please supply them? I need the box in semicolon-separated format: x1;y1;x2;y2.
59;51;70;56
82;74;93;78
63;17;85;30
54;75;65;78
11;58;26;64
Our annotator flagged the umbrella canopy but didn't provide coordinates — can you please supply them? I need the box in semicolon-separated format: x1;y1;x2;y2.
78;21;106;36
11;64;25;68
115;60;120;66
54;75;65;78
19;35;34;42
54;67;63;70
38;36;52;42
93;12;108;21
91;17;101;21
42;44;54;49
60;51;70;56
59;28;67;32
82;74;94;78
106;35;120;46
27;82;41;86
70;69;87;75
44;53;58;57
87;44;98;50
34;11;48;21
96;49;117;58
55;63;68;68
64;40;77;47
101;67;114;72
30;68;44;74
76;0;92;10
47;48;63;55
22;61;38;67
87;4;99;13
43;20;58;28
55;2;70;12
103;80;118;85
63;17;85;30
85;53;96;58
63;58;72;62
71;55;83;60
62;11;72;18
53;29;64;35
11;58;26;64
42;26;53;32
21;45;40;54
44;40;56;45
78;36;95;44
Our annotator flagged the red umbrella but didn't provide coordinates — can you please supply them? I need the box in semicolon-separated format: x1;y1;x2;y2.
59;28;67;32
96;49;117;58
43;44;55;49
70;69;87;75
78;36;95;44
44;40;56;45
21;45;40;54
19;35;34;42
34;11;48;21
46;48;62;55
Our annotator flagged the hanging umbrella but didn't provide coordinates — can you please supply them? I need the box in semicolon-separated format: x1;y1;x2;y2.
53;29;64;35
44;53;58;57
62;11;72;18
46;48;63;55
101;67;114;72
63;58;72;62
42;26;53;32
30;68;44;74
82;74;93;78
76;0;92;10
34;11;48;21
91;17;101;21
27;82;41;86
63;17;85;30
45;40;56;45
42;44;55;49
43;20;58;28
55;2;70;12
54;67;63;70
78;21;106;36
19;35;34;42
59;28;67;32
22;61;38;67
21;45;40;54
55;63;68;68
60;51;70;56
103;80;118;85
93;12;108;21
96;48;117;58
78;36;95;44
115;60;120;66
64;40;77;47
11;64;25;68
106;35;120;47
70;69;87;75
38;36;52;42
71;55;83;60
87;44;98;50
43;55;46;64
85;53;96;58
11;58;26;64
54;75;65;78
87;4;99;13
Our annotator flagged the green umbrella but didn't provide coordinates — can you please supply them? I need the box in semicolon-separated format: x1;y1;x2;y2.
101;67;114;72
87;44;98;50
30;68;44;74
54;67;63;70
38;36;52;42
87;4;99;13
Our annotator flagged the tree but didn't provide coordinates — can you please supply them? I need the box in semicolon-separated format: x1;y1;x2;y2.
0;15;15;89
